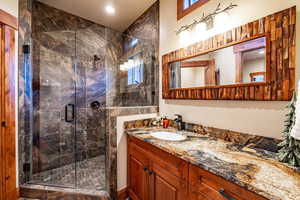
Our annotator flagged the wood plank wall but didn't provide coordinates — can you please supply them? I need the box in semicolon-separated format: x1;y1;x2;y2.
162;6;296;101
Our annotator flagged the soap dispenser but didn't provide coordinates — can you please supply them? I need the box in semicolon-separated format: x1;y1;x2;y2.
163;116;169;129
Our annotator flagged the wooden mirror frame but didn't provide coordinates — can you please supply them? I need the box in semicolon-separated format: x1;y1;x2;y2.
162;6;296;101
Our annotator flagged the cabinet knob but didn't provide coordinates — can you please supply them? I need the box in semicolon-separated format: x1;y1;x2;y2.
144;167;148;172
148;170;154;175
1;121;7;127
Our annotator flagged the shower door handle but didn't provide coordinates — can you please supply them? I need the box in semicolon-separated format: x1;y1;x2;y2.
65;104;75;123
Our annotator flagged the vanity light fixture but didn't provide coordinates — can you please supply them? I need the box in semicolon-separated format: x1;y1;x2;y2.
176;3;237;35
120;59;143;71
214;11;229;29
105;5;115;15
259;50;265;55
179;30;191;45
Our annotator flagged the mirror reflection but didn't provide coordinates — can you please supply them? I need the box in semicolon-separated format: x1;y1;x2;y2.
169;37;267;89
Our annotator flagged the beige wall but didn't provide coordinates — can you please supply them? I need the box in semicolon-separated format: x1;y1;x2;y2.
243;58;265;83
117;113;157;190
181;67;205;88
0;0;18;17
211;46;236;85
160;0;300;139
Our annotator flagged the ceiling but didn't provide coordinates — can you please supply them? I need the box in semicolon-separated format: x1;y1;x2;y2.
38;0;156;32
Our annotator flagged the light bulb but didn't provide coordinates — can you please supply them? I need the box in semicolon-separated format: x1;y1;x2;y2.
196;22;207;33
128;59;134;69
124;62;129;70
179;30;191;46
195;22;207;41
120;64;124;71
134;59;140;67
214;12;230;32
105;5;115;15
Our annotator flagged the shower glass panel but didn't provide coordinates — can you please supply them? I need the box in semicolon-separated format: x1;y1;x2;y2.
28;4;109;189
31;28;77;188
74;23;107;190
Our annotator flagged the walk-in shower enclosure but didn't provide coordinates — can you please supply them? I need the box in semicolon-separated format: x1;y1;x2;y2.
18;0;159;197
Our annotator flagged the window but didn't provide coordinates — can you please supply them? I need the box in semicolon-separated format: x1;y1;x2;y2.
177;0;210;20
127;59;144;86
183;0;200;9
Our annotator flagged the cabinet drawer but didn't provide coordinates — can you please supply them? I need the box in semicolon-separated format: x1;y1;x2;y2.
189;181;239;200
189;164;267;200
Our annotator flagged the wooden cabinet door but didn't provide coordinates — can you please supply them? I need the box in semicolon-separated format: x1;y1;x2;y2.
150;162;187;200
128;142;150;200
0;25;17;200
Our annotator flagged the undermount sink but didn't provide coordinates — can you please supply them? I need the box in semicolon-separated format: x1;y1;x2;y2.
150;131;187;141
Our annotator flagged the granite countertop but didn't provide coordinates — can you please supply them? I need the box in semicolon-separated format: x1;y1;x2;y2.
126;127;300;200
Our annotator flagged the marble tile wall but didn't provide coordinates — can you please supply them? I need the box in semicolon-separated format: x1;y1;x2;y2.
105;106;158;199
119;2;159;107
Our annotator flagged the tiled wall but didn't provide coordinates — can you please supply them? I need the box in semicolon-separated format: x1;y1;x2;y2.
120;2;160;106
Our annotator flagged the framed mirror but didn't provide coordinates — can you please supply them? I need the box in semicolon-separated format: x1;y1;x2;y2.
162;6;296;101
169;36;269;89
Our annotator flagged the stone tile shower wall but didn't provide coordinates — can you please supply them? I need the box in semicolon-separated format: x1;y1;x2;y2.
120;2;159;107
18;0;159;197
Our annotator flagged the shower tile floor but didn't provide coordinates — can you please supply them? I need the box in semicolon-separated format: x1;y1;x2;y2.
31;155;106;190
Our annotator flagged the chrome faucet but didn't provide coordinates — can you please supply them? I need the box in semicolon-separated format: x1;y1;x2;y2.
174;114;185;131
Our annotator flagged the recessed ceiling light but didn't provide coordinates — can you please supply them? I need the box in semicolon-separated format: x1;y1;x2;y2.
105;5;115;15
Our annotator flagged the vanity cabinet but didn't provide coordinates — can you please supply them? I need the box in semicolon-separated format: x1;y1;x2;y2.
127;135;267;200
127;136;188;200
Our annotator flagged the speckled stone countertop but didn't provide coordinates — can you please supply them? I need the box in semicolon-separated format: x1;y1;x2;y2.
126;128;300;200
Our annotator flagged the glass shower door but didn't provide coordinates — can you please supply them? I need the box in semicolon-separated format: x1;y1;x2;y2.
73;23;107;191
30;29;77;188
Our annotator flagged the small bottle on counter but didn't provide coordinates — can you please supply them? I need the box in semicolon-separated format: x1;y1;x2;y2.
152;117;162;128
163;116;169;128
